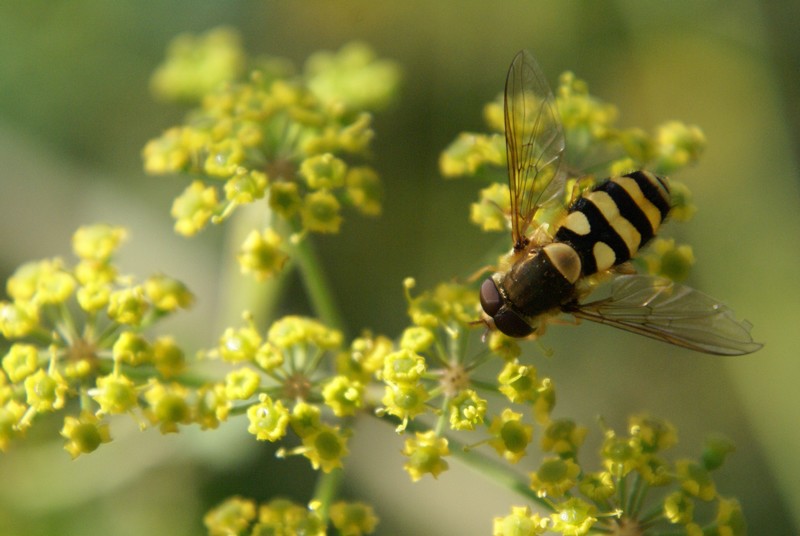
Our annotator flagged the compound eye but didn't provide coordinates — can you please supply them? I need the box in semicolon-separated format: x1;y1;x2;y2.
494;308;534;338
480;278;502;316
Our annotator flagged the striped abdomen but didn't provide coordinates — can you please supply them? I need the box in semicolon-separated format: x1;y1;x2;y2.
554;170;671;276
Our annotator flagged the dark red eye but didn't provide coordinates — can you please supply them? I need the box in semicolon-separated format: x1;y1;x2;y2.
480;279;501;316
494;308;534;337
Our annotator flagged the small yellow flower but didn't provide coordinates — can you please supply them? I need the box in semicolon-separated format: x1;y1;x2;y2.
267;315;342;350
398;326;434;353
237;228;289;280
152;336;186;378
676;459;716;501
300;153;347;190
219;319;263;363
2;344;40;383
144;380;192;434
401;430;449;481
305;41;400;111
493;505;548;536
171;180;220;236
321;375;363;417
301;424;349;473
269;181;302;217
224;367;261;400
549;498;597;536
0;400;27;451
112;331;153;366
381;382;429;430
329;501;379;536
540;419;587;458
471;182;511;232
24;368;68;412
203;495;257;536
144;274;194;312
91;373;139;414
663;491;694;525
439;132;504;178
60;411;112;459
629;414;678;453
107;287;149;326
301;189;343;233
382;348;426;385
285;402;319;440
714;497;746;536
346;166;382;216
195;383;230;430
223;169;268;204
0;300;39;339
601;433;641;478
498;361;538;404
578;472;615;502
529;457;581;498
72;224;128;262
150;26;245;103
448;389;486;431
246;393;289;442
488;409;533;464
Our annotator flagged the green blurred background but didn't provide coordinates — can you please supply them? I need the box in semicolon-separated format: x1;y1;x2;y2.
1;1;798;534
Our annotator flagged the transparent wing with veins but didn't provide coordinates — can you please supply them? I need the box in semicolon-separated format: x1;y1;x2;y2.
504;49;566;251
567;275;763;355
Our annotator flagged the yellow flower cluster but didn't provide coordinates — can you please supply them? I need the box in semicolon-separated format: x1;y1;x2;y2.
143;31;399;280
0;224;196;455
204;496;378;536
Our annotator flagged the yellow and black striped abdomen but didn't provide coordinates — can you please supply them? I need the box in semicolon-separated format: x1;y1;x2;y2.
555;171;671;276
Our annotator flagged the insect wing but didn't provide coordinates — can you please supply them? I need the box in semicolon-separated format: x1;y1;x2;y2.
505;50;566;249
568;275;762;355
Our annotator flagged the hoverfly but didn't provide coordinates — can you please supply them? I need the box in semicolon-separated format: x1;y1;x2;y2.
478;50;762;355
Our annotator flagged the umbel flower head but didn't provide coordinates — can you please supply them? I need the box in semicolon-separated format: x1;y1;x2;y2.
143;30;400;280
0;224;195;455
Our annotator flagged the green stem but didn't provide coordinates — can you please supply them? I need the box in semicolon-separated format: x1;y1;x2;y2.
312;468;344;524
216;204;291;331
287;232;347;335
